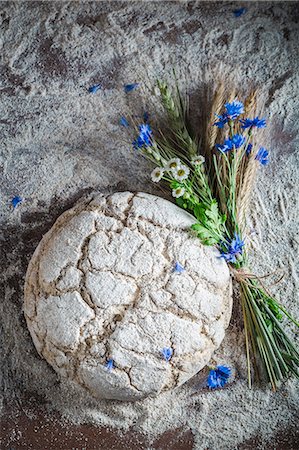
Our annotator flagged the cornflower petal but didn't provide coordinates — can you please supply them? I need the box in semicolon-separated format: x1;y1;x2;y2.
105;359;114;371
255;147;269;165
11;196;23;208
233;7;246;17
173;261;185;273
88;83;101;93
124;83;139;93
162;347;173;361
120;116;129;127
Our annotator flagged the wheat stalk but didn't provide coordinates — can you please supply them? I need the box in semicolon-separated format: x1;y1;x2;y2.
238;157;258;233
236;90;259;232
206;82;225;152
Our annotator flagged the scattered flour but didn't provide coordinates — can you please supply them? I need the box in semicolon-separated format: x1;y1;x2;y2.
0;2;298;449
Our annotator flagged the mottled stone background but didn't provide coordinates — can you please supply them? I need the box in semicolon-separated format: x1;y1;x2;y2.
0;1;299;449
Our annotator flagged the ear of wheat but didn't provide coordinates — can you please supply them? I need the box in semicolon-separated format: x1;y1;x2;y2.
128;80;299;390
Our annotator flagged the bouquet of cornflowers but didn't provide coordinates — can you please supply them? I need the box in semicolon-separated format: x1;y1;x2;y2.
127;81;299;390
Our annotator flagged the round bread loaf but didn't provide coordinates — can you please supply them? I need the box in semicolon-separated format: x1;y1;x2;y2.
24;192;232;401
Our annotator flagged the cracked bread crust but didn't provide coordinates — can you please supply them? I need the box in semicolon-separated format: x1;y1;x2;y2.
24;191;233;401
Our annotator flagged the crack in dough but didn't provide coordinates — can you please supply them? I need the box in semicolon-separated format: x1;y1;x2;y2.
24;191;232;401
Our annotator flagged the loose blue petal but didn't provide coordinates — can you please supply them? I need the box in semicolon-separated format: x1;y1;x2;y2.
162;347;173;361
255;147;269;165
11;196;23;208
120;116;129;127
105;359;114;371
233;7;246;17
88;83;101;94
173;261;185;273
124;83;139;93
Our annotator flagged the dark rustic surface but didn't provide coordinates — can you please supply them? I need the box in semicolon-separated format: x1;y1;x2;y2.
1;1;299;449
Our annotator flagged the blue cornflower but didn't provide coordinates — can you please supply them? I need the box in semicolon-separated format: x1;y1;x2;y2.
225;100;244;119
214;100;244;128
173;261;185;273
240;117;266;129
162;347;173;361
105;359;114;371
88;83;101;94
139;123;152;137
124;83;139;93
11;196;23;208
231;133;245;148
246;143;253;155
207;365;231;389
133;136;145;150
255;147;269;165
133;123;153;149
120;116;129;127
215;138;233;153
233;7;246;17
220;233;245;264
214;114;229;129
215;134;245;153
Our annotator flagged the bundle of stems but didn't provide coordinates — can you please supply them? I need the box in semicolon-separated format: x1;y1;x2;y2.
130;80;299;389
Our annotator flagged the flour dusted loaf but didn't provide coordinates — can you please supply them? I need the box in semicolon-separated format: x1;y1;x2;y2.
24;192;232;401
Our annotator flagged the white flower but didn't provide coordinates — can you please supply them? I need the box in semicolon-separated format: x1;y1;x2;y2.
166;158;182;173
172;187;186;198
191;155;205;166
173;164;190;181
151;167;164;183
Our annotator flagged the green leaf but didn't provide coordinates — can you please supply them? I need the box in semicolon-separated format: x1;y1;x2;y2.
193;203;206;222
175;197;184;207
191;223;219;246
